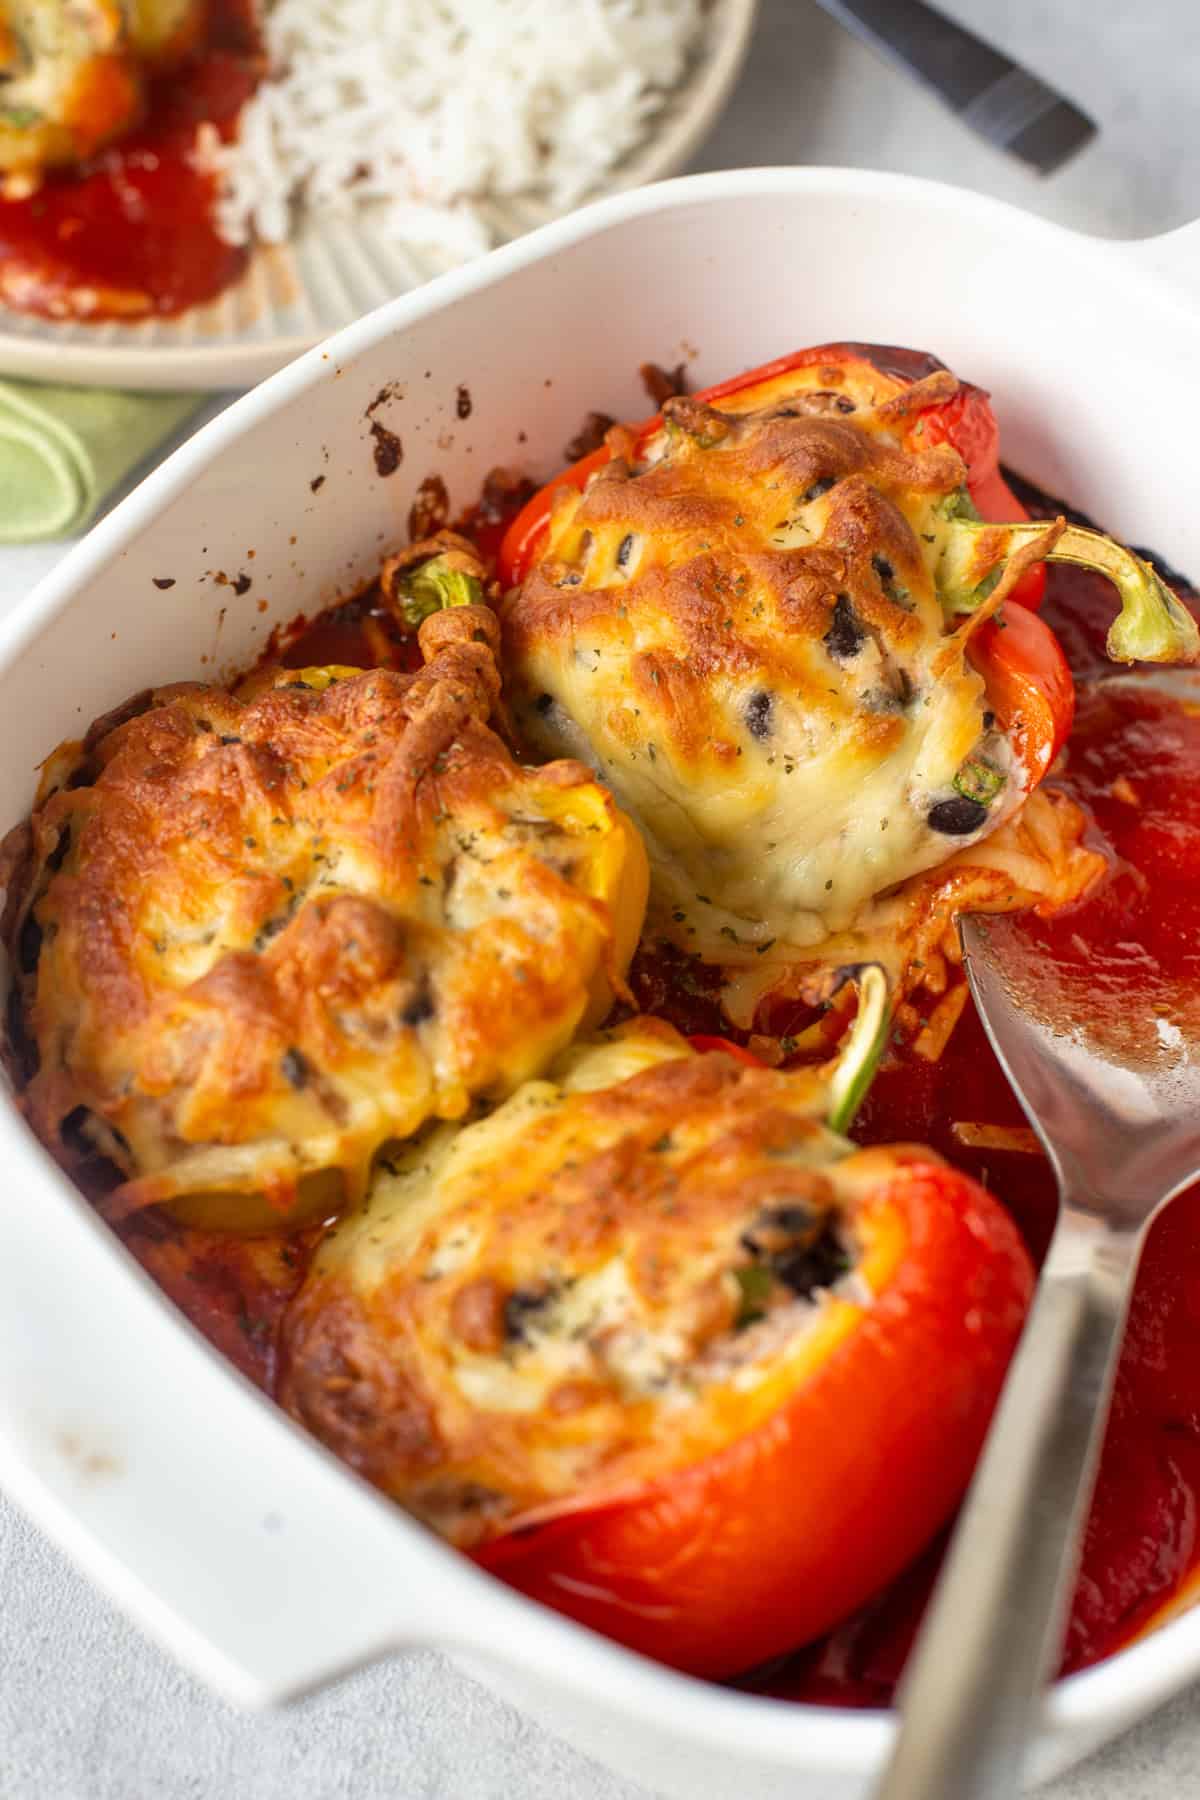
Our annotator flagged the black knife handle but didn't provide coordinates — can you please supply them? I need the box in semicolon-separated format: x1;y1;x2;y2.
814;0;1098;175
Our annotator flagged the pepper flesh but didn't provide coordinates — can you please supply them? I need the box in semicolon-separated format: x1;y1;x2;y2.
474;1158;1033;1679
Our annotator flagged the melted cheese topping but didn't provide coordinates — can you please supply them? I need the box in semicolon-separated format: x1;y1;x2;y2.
502;361;1024;966
280;1020;922;1546
7;608;648;1229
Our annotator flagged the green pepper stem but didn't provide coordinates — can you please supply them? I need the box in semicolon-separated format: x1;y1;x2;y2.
827;964;891;1134
939;519;1200;666
395;556;483;630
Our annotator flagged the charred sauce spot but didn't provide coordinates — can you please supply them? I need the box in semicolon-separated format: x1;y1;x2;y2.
408;475;450;542
370;421;403;477
456;385;473;420
564;411;616;463
366;384;400;417
152;577;176;591
310;475;326;493
639;361;690;406
233;572;252;597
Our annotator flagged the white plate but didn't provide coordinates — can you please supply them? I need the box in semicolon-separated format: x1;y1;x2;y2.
0;0;757;391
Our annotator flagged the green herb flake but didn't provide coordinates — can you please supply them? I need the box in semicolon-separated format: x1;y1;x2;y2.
733;1265;774;1329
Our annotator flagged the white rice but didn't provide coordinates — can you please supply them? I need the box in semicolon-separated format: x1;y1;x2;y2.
210;0;705;267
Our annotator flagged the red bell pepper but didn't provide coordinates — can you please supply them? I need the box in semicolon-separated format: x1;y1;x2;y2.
474;1158;1033;1679
970;601;1076;780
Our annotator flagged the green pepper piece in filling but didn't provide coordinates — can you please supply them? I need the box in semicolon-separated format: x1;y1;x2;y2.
953;758;1005;806
827;964;891;1135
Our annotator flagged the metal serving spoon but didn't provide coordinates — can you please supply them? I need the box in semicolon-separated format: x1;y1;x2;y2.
875;890;1200;1797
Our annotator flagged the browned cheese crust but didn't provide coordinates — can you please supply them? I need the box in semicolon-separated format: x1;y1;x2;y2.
4;607;647;1229
502;363;1016;967
280;1020;924;1545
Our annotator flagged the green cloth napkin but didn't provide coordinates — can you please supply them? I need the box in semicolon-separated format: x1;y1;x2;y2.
0;379;202;543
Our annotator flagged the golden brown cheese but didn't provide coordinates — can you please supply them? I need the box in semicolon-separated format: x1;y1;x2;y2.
280;1019;927;1546
5;608;648;1229
502;361;1024;969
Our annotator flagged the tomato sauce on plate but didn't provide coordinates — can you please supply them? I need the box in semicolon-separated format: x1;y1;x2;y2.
115;474;1200;1699
0;1;260;321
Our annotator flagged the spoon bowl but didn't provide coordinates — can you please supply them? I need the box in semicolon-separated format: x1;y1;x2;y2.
963;908;1200;1223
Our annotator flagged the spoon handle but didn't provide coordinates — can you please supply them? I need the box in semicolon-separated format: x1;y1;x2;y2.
873;1213;1139;1800
812;0;1096;175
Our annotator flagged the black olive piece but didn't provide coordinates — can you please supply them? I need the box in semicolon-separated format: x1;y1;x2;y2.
982;710;996;730
739;1202;818;1257
616;533;634;568
872;555;894;583
775;1233;851;1299
17;912;42;975
503;1288;552;1343
281;1048;309;1089
534;692;554;715
929;795;989;835
254;913;290;950
824;594;866;661
401;986;435;1028
46;828;72;873
60;1106;96;1158
744;689;773;741
219;734;242;746
802;477;836;504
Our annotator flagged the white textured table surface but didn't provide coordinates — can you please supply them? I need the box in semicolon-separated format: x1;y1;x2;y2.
5;3;1200;1795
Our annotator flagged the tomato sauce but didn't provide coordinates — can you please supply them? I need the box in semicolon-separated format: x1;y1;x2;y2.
0;2;260;321
107;470;1200;1699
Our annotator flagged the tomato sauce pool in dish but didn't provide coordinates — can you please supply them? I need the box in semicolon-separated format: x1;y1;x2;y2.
107;475;1200;1701
0;1;260;321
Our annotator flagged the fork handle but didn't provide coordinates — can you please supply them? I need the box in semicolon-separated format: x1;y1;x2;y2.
873;1213;1139;1800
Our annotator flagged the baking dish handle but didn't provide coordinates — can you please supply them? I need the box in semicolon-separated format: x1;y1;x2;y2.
1126;219;1200;307
0;1129;504;1707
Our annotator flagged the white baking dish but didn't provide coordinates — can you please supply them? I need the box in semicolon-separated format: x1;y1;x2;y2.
2;169;1199;1800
